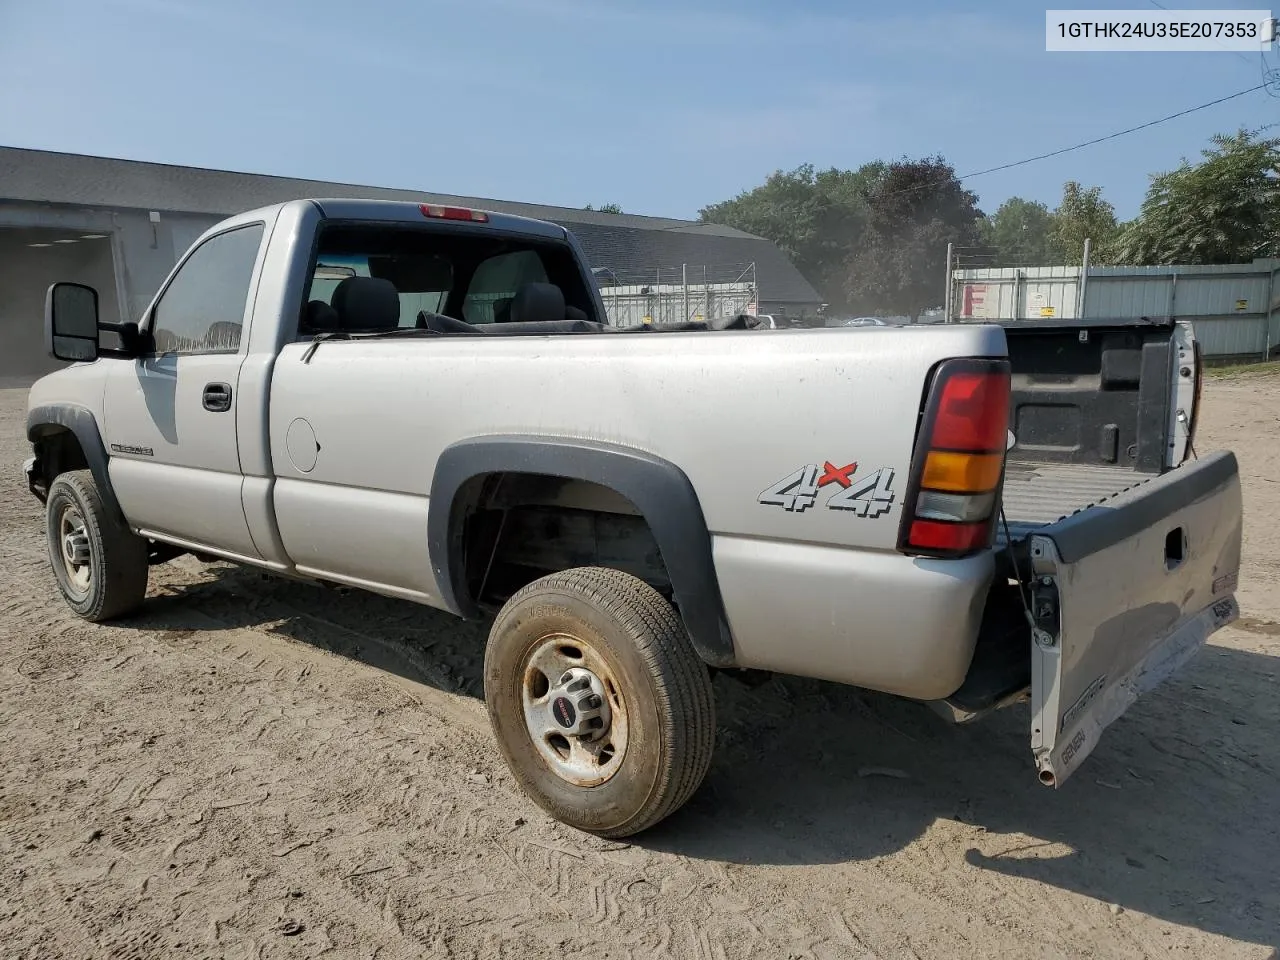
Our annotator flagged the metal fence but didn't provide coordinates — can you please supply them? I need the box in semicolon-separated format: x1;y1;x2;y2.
946;250;1280;361
591;263;757;327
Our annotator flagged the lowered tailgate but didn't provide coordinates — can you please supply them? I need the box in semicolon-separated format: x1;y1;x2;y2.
1027;450;1243;786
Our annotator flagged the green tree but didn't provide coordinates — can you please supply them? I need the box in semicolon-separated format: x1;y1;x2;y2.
700;158;979;314
584;203;624;214
1115;129;1280;265
1049;181;1119;264
699;163;881;304
979;197;1056;265
842;156;984;315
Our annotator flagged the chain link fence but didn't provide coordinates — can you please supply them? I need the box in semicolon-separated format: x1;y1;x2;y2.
591;262;757;327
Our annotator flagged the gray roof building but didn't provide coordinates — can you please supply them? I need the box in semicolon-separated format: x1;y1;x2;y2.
0;146;821;303
0;147;821;380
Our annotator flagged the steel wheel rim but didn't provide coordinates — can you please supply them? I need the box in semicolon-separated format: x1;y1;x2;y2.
57;504;92;596
520;632;629;787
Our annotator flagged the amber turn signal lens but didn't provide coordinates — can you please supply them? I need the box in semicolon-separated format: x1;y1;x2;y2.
921;451;1003;493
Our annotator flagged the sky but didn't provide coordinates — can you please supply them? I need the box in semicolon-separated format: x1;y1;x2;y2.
0;0;1276;222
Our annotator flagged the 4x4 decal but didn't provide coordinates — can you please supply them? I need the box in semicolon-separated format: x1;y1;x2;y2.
758;461;896;517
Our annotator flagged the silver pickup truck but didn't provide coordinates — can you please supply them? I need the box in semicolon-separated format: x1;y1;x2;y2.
25;199;1243;837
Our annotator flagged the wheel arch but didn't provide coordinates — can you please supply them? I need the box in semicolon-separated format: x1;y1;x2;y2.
27;403;124;522
428;435;736;667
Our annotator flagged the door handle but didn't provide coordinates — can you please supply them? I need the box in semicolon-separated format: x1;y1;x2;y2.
202;382;232;412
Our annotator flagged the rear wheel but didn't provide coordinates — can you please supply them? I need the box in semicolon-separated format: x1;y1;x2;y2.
45;470;148;622
484;566;716;837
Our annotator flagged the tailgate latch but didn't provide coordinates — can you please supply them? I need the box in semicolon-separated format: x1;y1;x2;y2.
1032;575;1060;647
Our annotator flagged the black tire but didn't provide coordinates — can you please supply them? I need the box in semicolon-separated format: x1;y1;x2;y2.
45;470;148;622
484;567;716;838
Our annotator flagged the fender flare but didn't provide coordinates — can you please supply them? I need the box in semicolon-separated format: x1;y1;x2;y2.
27;403;125;523
428;435;736;667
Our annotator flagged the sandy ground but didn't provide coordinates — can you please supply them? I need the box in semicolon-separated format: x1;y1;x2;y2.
1;378;1278;960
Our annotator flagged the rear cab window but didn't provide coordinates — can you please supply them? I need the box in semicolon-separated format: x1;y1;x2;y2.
296;222;597;338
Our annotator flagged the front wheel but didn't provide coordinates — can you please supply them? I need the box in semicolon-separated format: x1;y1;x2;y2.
484;567;716;838
45;470;149;622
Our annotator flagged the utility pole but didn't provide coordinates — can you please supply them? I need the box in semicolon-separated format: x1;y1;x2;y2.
682;263;689;322
1077;237;1092;318
943;242;954;322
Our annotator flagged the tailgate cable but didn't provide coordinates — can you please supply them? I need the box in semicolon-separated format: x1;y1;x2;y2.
1177;409;1199;461
1000;506;1038;634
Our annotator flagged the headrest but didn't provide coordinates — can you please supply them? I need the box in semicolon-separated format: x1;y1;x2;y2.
331;277;401;331
303;299;340;331
507;283;565;324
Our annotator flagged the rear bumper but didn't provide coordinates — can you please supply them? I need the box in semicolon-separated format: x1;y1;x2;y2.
712;534;994;699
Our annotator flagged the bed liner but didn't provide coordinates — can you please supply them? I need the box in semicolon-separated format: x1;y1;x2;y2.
998;460;1155;546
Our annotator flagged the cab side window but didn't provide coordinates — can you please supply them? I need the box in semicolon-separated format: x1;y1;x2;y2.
151;224;264;354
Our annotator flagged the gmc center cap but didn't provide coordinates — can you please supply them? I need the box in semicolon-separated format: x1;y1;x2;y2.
552;696;576;728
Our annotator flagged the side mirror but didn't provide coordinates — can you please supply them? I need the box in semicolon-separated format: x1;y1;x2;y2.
45;282;100;363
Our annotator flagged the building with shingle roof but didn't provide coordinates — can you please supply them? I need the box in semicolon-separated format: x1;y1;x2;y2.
0;146;822;378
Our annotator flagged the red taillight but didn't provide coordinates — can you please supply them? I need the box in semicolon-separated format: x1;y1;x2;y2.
905;519;992;553
898;358;1012;558
931;370;1009;452
419;204;489;223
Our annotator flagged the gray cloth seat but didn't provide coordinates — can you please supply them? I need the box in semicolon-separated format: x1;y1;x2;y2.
330;277;401;331
490;297;514;324
413;280;596;335
497;282;566;324
301;299;340;333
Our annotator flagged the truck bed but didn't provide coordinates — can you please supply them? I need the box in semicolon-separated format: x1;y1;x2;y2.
990;316;1191;548
998;461;1153;545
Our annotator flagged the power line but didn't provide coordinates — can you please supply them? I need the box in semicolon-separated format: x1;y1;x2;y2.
1146;0;1280;98
954;83;1267;182
826;82;1271;209
682;83;1270;229
1146;0;1256;65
